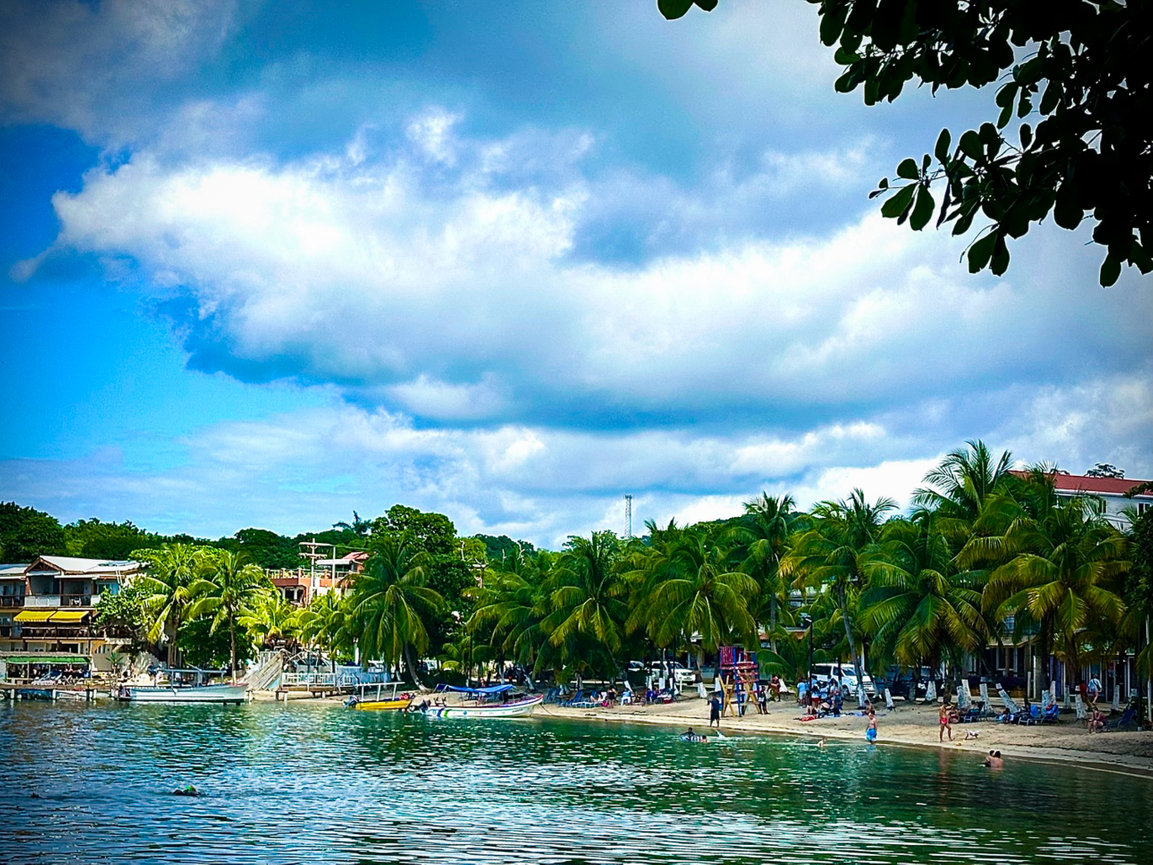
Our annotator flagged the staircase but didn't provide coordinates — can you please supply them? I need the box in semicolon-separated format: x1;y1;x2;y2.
244;650;286;693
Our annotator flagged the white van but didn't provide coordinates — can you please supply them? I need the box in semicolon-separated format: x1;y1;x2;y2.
810;662;875;697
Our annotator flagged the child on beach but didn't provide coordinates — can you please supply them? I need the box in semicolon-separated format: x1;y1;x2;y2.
865;709;877;743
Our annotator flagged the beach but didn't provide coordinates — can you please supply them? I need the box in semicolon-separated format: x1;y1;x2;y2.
537;694;1153;776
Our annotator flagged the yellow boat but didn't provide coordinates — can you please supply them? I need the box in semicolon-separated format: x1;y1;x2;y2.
345;681;413;711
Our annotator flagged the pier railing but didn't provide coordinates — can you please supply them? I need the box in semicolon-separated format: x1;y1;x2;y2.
280;672;359;688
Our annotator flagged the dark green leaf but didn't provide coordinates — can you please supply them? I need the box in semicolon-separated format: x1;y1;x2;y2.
909;186;935;231
967;233;996;272
694;0;719;11
1099;253;1121;287
958;130;982;160
880;184;916;219
934;129;951;162
657;0;695;20
819;4;848;46
896;157;919;180
990;234;1010;276
1053;183;1083;230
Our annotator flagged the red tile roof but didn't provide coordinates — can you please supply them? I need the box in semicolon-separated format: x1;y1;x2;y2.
1011;471;1152;497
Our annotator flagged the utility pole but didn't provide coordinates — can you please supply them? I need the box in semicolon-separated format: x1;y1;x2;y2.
299;538;325;601
624;494;633;539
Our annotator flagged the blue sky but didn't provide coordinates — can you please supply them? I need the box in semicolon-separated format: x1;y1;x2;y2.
1;0;1149;548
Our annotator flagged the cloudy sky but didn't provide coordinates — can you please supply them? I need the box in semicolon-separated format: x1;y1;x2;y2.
1;1;1149;548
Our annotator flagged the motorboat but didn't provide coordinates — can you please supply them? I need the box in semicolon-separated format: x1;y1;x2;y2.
411;684;543;718
117;668;248;704
345;681;413;711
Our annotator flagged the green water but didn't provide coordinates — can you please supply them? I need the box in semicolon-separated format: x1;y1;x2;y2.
1;700;1150;863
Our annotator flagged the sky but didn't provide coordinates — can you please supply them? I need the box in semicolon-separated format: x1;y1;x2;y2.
1;0;1149;549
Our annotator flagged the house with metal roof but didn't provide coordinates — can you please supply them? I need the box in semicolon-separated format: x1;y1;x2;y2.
1;556;144;676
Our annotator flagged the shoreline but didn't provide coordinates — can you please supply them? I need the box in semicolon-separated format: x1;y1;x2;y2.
533;695;1153;778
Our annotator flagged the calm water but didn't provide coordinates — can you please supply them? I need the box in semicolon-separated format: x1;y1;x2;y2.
2;700;1150;864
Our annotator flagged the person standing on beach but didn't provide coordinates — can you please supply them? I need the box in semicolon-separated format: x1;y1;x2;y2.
865;709;877;743
939;702;954;742
709;693;721;727
1088;675;1102;706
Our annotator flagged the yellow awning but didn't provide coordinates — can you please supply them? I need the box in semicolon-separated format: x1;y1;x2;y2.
14;610;55;622
50;610;89;623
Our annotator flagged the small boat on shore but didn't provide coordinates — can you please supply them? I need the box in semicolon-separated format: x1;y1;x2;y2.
412;684;543;719
117;668;248;705
345;681;413;711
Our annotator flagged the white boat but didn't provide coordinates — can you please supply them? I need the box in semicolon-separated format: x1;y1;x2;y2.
117;668;248;704
118;682;248;704
413;684;543;718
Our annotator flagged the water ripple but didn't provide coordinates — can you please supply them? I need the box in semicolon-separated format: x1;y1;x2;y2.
1;701;1150;864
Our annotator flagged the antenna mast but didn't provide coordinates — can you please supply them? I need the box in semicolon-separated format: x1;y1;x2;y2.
625;494;633;539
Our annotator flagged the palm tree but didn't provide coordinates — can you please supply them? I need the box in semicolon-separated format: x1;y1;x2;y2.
542;532;627;680
964;491;1128;690
729;493;798;651
913;440;1015;543
645;535;760;654
858;514;988;673
348;536;444;686
238;590;301;650
468;549;552;679
333;511;372;537
132;543;202;666
186;549;271;679
783;489;896;701
297;590;354;672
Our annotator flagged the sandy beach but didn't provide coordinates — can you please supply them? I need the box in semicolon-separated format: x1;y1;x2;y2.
535;694;1153;776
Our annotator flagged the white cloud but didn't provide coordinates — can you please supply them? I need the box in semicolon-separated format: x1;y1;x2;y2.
37;117;1150;436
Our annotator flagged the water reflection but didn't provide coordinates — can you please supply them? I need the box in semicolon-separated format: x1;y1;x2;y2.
1;701;1149;864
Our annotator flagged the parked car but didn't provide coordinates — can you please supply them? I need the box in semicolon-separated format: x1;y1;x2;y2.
649;661;699;685
810;662;875;697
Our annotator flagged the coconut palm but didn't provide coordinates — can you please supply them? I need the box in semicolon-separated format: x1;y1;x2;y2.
729;493;798;650
859;514;988;672
913;440;1016;543
186;549;272;678
238;589;301;650
297;590;354;671
541;532;627;678
645;535;760;654
963;487;1129;689
348;536;444;686
132;543;203;666
468;549;553;676
783;489;896;702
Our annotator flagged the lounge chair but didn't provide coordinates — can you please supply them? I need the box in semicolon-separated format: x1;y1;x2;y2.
1040;702;1061;724
997;686;1022;714
1073;693;1088;722
956;685;972;712
1104;706;1137;732
1017;704;1042;725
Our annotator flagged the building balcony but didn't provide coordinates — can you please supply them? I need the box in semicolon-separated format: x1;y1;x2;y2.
0;596;26;608
23;594;99;609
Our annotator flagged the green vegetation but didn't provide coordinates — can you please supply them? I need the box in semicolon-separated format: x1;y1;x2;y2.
11;441;1146;694
658;0;1152;286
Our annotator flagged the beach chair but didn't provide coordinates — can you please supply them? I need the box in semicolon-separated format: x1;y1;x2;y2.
997;686;1021;714
1040;702;1061;724
1019;704;1043;725
1104;706;1137;732
956;684;972;712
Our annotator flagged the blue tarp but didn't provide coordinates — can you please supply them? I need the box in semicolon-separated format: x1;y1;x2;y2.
436;683;513;695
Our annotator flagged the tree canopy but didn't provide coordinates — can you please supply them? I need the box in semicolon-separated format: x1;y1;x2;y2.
658;0;1152;286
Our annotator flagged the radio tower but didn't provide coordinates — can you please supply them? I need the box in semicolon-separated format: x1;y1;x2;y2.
624;494;633;539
